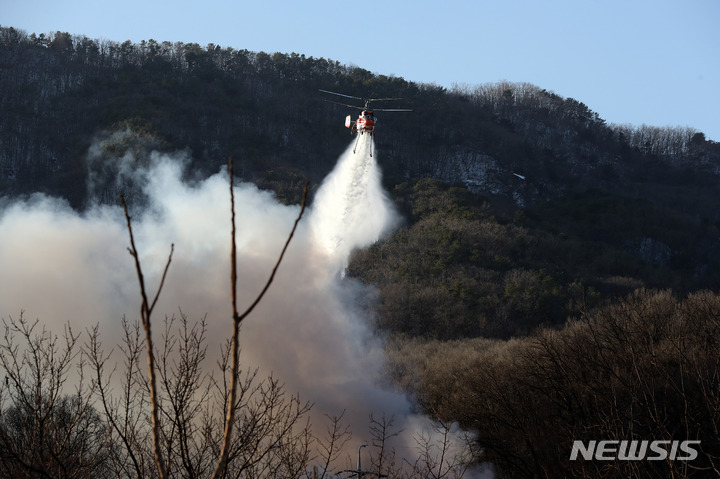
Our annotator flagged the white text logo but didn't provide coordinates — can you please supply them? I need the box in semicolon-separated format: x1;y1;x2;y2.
570;440;701;461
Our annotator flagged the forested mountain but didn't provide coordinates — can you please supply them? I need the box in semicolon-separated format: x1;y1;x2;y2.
2;26;720;478
1;27;718;210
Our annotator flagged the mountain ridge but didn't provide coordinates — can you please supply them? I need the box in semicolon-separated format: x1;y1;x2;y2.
1;27;718;210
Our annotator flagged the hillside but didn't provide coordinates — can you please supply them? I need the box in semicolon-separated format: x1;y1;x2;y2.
2;27;720;478
1;27;719;210
2;29;719;292
349;178;720;340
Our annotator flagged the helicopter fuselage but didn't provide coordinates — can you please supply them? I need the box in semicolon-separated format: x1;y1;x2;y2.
347;110;376;135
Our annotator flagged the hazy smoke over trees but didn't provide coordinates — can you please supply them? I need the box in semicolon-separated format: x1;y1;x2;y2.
0;133;482;476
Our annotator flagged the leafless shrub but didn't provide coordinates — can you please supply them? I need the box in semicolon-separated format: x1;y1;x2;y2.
388;289;720;478
0;314;113;478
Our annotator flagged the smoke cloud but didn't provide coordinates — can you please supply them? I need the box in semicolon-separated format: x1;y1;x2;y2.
0;132;486;475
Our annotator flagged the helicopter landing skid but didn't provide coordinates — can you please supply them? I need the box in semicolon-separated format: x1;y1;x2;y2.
352;132;373;157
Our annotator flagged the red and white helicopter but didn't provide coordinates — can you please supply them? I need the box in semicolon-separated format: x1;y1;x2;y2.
320;89;411;157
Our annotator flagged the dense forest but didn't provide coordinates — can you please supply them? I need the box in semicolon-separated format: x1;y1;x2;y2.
2;26;720;478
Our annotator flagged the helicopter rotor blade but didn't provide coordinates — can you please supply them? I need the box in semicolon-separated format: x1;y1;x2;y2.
320;89;412;112
321;99;364;110
319;89;364;101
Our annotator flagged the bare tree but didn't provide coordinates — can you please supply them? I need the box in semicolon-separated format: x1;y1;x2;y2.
406;419;472;479
105;157;310;478
212;158;308;478
120;193;174;479
368;413;402;479
0;314;113;478
86;318;152;478
314;412;352;479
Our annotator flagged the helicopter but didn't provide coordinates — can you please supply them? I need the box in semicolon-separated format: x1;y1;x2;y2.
320;89;411;157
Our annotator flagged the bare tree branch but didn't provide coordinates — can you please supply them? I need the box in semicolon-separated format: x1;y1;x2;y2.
212;157;309;479
121;194;174;479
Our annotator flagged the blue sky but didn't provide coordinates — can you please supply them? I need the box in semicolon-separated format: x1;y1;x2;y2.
3;0;719;140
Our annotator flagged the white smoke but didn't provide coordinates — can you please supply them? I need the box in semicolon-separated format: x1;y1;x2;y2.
0;135;489;476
